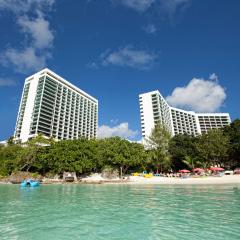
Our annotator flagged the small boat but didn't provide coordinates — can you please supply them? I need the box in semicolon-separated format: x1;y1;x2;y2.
21;179;40;187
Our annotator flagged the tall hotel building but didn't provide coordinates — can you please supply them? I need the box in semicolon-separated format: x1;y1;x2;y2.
139;90;231;138
14;69;98;142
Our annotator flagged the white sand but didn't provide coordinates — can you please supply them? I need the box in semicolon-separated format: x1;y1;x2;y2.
83;173;105;181
80;173;240;185
81;173;121;183
127;175;240;185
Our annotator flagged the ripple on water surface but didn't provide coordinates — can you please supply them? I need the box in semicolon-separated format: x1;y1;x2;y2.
0;184;240;240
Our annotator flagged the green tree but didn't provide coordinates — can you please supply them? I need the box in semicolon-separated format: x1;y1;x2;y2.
223;119;240;168
146;123;171;173
195;129;229;168
17;134;54;172
99;137;147;178
7;136;15;146
0;144;24;175
182;155;201;169
46;138;98;174
169;134;198;170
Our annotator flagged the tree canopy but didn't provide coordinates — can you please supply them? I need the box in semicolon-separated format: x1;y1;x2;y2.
146;123;172;173
0;119;239;177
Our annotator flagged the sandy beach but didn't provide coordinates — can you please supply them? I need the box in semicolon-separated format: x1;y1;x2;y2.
127;175;240;185
76;173;240;185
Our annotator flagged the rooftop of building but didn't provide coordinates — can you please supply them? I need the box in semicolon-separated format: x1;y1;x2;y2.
26;68;98;103
139;90;230;117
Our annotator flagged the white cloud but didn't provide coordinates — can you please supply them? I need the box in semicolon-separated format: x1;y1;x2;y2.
98;122;138;139
159;0;190;16
114;0;190;14
2;47;49;73
101;46;158;69
110;119;119;125
143;24;157;34
209;73;218;81
17;14;54;49
0;0;55;14
117;0;155;12
87;62;99;69
0;0;32;13
166;76;227;113
0;78;15;86
0;0;55;73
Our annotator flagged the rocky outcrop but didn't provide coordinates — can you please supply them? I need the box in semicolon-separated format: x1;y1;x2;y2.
8;171;42;184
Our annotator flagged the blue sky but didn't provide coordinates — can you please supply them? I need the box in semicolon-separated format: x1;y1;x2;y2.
0;0;239;141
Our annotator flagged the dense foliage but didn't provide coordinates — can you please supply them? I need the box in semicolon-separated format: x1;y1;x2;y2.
0;119;239;177
145;123;171;173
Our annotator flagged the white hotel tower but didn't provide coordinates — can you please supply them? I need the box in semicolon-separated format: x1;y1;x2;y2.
14;69;98;142
139;90;231;139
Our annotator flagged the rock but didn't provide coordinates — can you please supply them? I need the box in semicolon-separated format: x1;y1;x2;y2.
9;171;42;183
101;167;119;179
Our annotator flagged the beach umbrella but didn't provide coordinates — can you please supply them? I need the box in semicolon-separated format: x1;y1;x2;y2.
210;167;224;171
179;169;190;173
193;168;204;172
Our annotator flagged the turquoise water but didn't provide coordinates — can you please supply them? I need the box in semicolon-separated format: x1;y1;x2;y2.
0;184;240;240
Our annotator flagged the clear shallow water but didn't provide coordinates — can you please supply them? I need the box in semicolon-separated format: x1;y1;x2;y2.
0;184;240;240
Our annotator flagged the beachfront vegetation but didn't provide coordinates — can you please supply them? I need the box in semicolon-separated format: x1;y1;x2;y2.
169;129;230;170
146;123;171;173
0;119;239;177
223;119;240;168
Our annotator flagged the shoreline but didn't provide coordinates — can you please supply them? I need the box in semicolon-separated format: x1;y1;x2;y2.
1;175;240;186
125;175;240;185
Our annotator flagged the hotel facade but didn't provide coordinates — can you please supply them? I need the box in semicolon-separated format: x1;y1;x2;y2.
139;90;231;139
14;69;98;142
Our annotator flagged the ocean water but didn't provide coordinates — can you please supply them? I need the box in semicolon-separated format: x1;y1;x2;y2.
0;184;240;240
